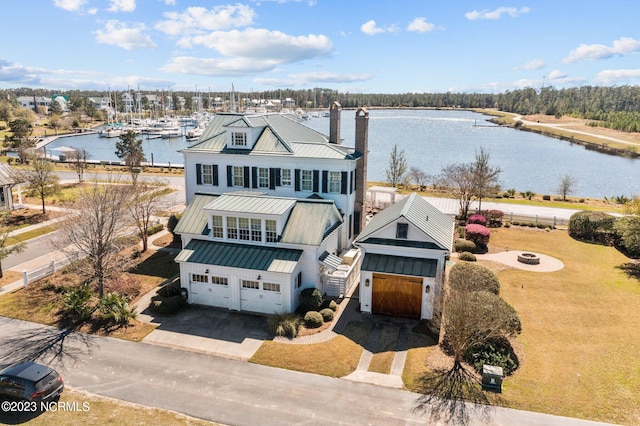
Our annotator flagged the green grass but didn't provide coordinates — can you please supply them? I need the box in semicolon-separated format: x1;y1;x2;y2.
6;225;57;245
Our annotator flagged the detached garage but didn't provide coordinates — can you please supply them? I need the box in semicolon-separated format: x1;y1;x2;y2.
355;193;454;321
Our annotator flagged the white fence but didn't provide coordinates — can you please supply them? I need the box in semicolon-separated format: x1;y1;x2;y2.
22;252;80;287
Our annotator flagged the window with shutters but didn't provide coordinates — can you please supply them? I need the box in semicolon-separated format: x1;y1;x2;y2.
212;215;223;238
202;164;213;185
328;171;341;193
300;170;313;192
233;166;244;187
281;169;291;186
258;168;269;188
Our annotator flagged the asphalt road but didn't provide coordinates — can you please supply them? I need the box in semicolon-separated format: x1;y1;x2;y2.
0;317;609;426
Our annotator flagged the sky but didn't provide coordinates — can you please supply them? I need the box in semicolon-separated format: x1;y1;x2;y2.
1;0;640;94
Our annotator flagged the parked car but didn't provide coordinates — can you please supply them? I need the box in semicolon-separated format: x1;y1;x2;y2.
0;362;64;402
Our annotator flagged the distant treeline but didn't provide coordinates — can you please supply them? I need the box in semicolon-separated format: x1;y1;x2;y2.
3;85;640;132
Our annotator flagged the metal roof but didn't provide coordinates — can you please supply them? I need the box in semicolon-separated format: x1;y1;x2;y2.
359;237;443;250
280;200;342;245
176;239;302;273
361;253;437;278
319;251;342;270
173;193;218;235
0;163;23;186
356;193;455;251
205;193;296;215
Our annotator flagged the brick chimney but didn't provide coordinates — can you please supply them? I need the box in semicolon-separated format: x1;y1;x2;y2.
354;108;369;236
329;101;341;144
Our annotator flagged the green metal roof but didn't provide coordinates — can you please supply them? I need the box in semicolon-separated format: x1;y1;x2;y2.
356;193;454;251
360;237;443;250
176;239;302;273
361;253;437;278
205;193;296;215
173;193;218;236
280;200;342;245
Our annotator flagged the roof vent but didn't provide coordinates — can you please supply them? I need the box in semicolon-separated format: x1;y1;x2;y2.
425;216;429;221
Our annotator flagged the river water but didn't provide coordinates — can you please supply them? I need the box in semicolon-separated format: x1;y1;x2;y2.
44;109;639;199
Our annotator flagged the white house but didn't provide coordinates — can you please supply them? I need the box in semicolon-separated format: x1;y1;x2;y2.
355;193;455;320
174;104;370;314
0;163;23;210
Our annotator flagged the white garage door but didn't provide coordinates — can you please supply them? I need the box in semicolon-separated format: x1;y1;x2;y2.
189;275;230;309
240;280;284;314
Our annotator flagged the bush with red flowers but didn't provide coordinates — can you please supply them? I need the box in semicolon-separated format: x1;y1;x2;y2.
468;214;487;226
465;223;491;248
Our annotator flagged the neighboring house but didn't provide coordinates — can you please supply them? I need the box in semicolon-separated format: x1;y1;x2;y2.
174;104;370;314
0;163;24;210
17;96;51;112
355;193;455;320
174;192;343;314
87;97;111;111
51;95;69;112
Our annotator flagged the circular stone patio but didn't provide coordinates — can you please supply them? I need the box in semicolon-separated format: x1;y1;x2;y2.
472;251;564;272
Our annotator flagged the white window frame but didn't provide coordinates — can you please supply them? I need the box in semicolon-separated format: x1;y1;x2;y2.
202;164;213;185
265;220;277;243
251;218;262;242
233;166;244;187
211;276;228;286
328;171;341;193
281;169;292;186
258;167;269;188
241;280;259;290
227;217;238;240
300;170;313;192
232;132;247;147
212;215;223;238
191;274;208;283
238;217;250;240
263;282;281;292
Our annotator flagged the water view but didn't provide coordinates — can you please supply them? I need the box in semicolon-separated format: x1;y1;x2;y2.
45;109;639;199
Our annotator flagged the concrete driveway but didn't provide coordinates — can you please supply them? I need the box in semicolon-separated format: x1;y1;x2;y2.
139;304;271;360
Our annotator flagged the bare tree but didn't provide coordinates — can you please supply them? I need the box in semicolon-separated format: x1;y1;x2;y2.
436;163;476;219
67;147;89;183
53;174;133;298
0;211;25;278
556;174;577;201
127;180;173;252
385;144;407;188
472;147;501;211
409;167;431;191
22;157;60;213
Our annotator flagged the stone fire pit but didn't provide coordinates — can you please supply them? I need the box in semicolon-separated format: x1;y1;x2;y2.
517;252;540;265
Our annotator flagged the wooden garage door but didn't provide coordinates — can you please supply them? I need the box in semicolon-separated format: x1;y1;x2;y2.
372;273;422;318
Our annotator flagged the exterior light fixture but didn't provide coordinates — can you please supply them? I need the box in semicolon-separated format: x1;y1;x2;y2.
425;285;431;294
365;278;370;287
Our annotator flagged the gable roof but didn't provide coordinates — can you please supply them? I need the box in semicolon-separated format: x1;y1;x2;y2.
0;163;23;186
280;200;343;245
174;193;218;235
356;193;454;251
182;112;356;160
205;193;296;215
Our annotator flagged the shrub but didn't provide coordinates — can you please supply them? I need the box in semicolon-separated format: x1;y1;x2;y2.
542;194;551;201
464;336;520;376
299;288;323;312
150;294;186;315
485;210;504;227
328;300;338;311
568;211;617;245
464;224;491;248
268;313;301;338
304;311;324;328
503;222;511;228
320;308;334;322
449;262;500;294
146;223;164;236
167;214;179;234
467;214;487;226
98;292;137;325
105;275;142;300
458;252;477;262
454;238;476;253
61;285;94;322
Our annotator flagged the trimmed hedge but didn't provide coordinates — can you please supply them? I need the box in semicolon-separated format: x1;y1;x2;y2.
449;262;500;294
568;211;617;245
454;238;476;253
150;294;186;315
299;288;323;312
320;308;334;322
304;311;324;328
458;251;477;262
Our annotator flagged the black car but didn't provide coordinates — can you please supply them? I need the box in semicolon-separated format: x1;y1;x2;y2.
0;362;64;402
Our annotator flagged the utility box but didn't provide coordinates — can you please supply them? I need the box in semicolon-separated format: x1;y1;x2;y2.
482;365;503;392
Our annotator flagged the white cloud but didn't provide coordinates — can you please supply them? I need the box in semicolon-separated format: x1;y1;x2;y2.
517;59;546;71
547;69;566;80
155;5;255;37
563;37;640;64
53;0;87;12
94;20;157;50
161;56;279;76
107;0;136;13
407;17;435;33
188;28;332;63
162;0;176;5
465;6;530;20
254;72;371;88
595;69;640;84
360;20;397;36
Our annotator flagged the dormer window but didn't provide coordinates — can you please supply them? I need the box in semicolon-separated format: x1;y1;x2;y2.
231;132;247;147
396;223;408;239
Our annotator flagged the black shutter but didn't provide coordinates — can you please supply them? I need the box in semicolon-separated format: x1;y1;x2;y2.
294;169;300;191
313;170;319;193
213;165;219;186
341;171;348;194
322;171;328;193
269;168;277;190
196;164;202;185
226;165;233;187
243;166;250;188
351;170;356;193
275;168;282;186
252;167;258;188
